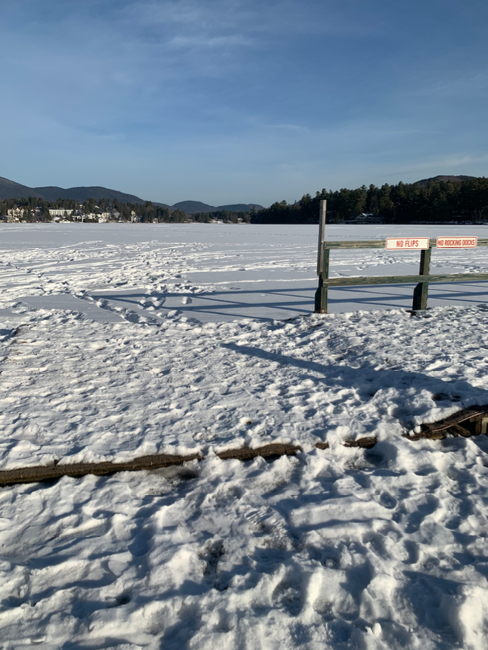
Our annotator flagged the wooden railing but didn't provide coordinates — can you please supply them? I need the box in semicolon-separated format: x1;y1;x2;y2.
314;202;488;313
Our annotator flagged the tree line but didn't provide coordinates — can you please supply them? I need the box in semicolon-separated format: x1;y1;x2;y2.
0;196;173;222
0;196;253;224
252;177;488;224
2;176;487;224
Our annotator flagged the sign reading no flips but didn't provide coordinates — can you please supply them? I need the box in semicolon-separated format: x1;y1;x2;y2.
385;237;430;251
436;236;478;249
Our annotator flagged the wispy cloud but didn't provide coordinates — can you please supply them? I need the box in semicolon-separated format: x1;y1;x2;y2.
425;72;488;98
388;154;488;177
167;34;254;49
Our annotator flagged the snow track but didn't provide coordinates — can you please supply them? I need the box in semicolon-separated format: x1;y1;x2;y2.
1;223;487;322
1;304;488;471
1;224;488;648
1;438;488;649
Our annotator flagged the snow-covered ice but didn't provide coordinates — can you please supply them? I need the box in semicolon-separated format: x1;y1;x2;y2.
1;223;487;322
1;223;488;648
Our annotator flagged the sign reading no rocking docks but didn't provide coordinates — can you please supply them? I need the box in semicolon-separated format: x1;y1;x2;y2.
436;236;478;249
385;237;430;251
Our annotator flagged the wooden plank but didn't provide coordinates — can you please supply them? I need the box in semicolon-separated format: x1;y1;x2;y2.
323;238;488;250
449;423;473;437
343;437;377;449
315;442;329;450
407;405;488;441
0;446;302;487
325;240;386;249
474;416;488;435
425;405;488;432
482;417;488;436
0;453;203;487
324;272;488;288
217;444;301;461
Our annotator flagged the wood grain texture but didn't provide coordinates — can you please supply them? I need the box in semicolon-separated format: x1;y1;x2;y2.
324;272;488;287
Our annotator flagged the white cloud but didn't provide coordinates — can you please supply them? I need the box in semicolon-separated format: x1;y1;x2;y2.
389;154;488;177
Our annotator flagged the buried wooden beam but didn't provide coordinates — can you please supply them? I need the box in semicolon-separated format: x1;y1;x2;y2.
217;443;301;461
316;437;377;450
0;440;376;488
0;453;203;487
0;446;303;488
2;408;488;487
343;437;378;449
406;404;488;441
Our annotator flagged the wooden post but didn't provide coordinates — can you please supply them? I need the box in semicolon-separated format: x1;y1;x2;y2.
316;200;326;276
412;246;432;310
315;248;330;313
314;200;328;313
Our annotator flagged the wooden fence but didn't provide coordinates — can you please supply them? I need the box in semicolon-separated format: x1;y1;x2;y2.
314;201;488;313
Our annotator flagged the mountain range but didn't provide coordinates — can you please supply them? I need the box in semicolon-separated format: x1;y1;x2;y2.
0;176;264;213
0;174;477;213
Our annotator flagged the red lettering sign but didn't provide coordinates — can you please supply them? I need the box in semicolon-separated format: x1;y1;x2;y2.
385;237;430;251
436;236;477;249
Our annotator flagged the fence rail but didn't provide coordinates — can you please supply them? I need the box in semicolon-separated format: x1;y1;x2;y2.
324;239;488;249
314;201;488;313
322;271;488;288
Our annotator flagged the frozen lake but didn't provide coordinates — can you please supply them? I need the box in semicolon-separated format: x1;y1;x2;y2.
1;223;487;323
2;223;488;648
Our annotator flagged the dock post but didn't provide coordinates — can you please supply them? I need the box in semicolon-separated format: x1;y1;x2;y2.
314;200;328;313
412;246;432;310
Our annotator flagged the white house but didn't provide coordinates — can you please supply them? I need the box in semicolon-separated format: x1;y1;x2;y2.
7;207;25;219
49;209;73;217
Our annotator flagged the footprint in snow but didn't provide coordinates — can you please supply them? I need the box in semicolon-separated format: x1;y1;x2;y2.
123;311;141;323
379;492;397;509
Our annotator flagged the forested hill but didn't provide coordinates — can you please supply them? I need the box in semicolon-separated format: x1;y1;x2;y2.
2;174;487;224
253;176;488;224
0;176;261;212
412;175;474;187
33;186;147;204
0;176;147;203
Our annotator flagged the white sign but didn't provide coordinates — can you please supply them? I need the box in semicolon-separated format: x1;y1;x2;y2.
385;237;430;251
436;236;477;249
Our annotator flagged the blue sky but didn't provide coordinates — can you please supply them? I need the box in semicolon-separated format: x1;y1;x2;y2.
1;0;487;206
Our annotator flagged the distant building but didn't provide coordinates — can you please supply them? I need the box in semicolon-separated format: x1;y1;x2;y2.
49;209;73;217
7;207;25;219
345;213;384;224
355;213;383;223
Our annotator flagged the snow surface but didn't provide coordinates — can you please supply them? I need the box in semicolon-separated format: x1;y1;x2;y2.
1;223;487;322
1;223;488;648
